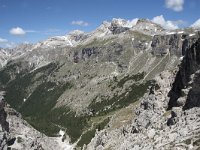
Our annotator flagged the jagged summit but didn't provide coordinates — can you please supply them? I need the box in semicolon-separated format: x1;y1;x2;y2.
67;30;88;43
111;18;127;26
92;21;111;37
133;18;165;35
0;17;197;71
32;31;87;49
0;18;169;51
89;18;164;37
68;29;85;35
0;18;198;70
136;18;163;29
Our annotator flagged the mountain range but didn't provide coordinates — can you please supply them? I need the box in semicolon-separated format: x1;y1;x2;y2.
0;18;200;150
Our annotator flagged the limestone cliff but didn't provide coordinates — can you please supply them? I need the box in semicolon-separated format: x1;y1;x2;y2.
86;32;200;150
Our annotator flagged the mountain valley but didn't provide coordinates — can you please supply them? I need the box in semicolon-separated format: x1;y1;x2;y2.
0;18;200;150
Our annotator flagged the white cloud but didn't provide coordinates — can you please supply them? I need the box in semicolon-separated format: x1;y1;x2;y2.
9;27;26;35
191;19;200;29
71;20;89;26
0;38;8;43
25;30;37;33
5;42;16;48
152;15;179;30
165;0;184;12
171;20;186;26
127;18;138;27
0;38;15;48
9;28;63;36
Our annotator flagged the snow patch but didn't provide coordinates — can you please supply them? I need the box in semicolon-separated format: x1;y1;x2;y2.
56;130;74;150
59;130;65;136
178;31;184;34
166;32;176;35
179;56;184;61
189;34;195;37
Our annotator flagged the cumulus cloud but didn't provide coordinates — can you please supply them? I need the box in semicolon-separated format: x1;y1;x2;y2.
152;15;179;30
191;19;200;29
71;20;89;26
9;27;26;35
165;0;184;12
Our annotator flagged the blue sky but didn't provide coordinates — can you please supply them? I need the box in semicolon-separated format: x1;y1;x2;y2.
0;0;199;47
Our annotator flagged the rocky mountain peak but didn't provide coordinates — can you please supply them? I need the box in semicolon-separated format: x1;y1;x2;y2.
94;21;111;32
68;30;85;35
111;18;128;27
94;18;137;36
136;19;153;25
67;30;88;43
98;21;111;30
134;19;165;35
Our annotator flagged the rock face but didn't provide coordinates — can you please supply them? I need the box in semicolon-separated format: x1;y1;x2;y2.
0;94;9;132
86;33;200;150
108;19;130;34
0;92;10;150
168;32;200;109
151;31;199;57
133;19;164;35
0;48;10;68
152;34;182;56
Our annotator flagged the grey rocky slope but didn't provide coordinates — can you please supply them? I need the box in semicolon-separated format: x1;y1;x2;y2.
0;18;199;149
86;32;200;150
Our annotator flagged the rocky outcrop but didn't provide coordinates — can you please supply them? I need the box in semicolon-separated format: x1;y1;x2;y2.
0;95;9;132
151;32;200;56
86;32;200;150
82;47;98;59
168;32;200;109
108;20;129;34
0;91;14;150
151;34;182;56
133;19;164;35
86;70;200;150
68;30;88;42
0;48;9;68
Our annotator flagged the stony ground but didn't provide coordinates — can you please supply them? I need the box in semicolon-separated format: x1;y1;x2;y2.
86;71;200;150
